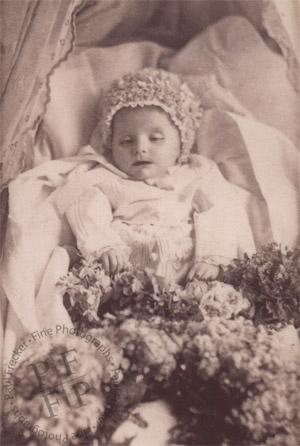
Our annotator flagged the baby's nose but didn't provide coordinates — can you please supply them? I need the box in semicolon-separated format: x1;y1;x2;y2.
134;135;149;154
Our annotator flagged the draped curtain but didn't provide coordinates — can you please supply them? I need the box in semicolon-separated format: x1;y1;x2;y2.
0;0;86;191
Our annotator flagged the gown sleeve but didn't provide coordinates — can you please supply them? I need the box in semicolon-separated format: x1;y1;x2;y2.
65;186;128;258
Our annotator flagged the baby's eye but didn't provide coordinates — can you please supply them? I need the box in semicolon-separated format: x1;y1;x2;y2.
150;133;164;142
120;136;133;145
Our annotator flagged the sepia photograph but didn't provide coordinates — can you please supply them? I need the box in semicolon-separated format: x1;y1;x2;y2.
0;1;299;445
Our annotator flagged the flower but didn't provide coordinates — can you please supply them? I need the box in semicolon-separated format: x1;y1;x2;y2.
118;319;180;381
198;281;251;319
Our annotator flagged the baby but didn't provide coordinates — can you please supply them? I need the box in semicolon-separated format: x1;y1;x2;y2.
65;68;255;285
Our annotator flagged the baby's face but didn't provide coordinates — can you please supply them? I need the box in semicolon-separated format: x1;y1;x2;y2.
111;106;181;180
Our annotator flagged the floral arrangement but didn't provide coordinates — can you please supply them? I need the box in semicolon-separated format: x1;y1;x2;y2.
58;258;250;329
96;316;299;446
4;243;300;446
167;317;299;446
221;243;300;327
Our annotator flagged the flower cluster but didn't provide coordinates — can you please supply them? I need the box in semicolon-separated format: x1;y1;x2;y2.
92;317;299;446
198;281;251;319
115;318;181;383
221;243;300;327
57;256;113;327
57;256;299;445
3;335;112;445
58;259;250;329
8;245;300;446
96;68;203;155
103;269;205;323
169;317;300;446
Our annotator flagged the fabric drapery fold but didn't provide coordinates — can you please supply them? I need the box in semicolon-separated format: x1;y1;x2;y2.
0;0;86;190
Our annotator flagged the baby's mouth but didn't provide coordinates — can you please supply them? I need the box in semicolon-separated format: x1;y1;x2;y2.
133;161;152;167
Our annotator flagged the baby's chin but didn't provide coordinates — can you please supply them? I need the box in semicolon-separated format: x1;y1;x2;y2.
128;164;167;180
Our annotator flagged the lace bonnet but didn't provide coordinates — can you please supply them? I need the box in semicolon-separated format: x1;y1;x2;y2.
93;68;203;156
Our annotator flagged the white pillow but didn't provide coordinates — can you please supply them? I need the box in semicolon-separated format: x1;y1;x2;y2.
44;42;171;158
